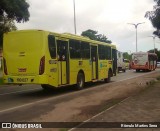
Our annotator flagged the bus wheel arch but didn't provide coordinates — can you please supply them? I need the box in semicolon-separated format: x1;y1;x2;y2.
76;70;85;90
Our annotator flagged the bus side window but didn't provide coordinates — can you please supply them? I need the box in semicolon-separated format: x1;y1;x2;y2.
57;41;66;61
98;45;105;60
105;46;111;60
81;41;90;59
69;39;81;59
48;35;56;59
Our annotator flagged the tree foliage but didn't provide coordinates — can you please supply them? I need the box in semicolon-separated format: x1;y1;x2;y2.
0;0;30;22
81;29;112;43
0;0;30;47
145;0;160;37
148;48;160;61
0;16;17;46
123;52;132;60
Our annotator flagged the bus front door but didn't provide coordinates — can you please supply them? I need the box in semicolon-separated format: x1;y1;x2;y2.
91;45;98;79
57;40;69;85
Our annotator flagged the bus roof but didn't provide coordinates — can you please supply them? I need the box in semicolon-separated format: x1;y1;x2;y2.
61;32;113;47
5;30;116;49
132;52;157;56
4;29;60;36
132;52;147;55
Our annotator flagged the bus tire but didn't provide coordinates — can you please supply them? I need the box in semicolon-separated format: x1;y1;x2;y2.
136;69;140;72
104;71;111;83
76;72;85;90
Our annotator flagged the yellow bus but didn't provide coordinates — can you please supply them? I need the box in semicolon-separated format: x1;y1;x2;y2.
3;30;117;90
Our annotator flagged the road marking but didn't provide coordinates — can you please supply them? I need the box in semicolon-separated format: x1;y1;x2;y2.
0;70;159;114
68;97;131;131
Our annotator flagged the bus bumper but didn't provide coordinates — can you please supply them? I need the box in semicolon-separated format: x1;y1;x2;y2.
3;75;48;84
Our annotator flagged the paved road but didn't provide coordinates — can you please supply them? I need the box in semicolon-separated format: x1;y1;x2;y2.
0;69;159;123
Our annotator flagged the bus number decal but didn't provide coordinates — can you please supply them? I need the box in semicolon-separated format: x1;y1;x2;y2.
17;78;28;82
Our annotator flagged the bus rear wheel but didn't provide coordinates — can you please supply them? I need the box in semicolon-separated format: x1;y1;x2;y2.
136;69;140;72
76;73;85;90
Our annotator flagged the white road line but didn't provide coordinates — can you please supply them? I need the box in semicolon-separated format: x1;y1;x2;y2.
68;97;131;131
0;71;159;114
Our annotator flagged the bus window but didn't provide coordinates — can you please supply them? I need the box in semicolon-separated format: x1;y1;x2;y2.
81;41;90;59
57;40;67;61
69;39;81;59
98;45;105;60
105;46;111;60
48;35;56;59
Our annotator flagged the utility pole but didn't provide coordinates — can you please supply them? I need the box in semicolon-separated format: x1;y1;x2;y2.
128;22;145;52
73;0;77;34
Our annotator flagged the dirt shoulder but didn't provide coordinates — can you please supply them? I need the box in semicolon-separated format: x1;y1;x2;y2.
31;71;160;125
71;80;160;131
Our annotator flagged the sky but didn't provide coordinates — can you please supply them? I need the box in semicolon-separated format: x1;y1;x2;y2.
16;0;160;53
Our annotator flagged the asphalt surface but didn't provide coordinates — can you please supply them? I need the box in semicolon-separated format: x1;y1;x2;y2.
0;69;157;112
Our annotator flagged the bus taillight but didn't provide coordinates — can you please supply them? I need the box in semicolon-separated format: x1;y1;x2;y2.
3;58;8;75
39;56;45;75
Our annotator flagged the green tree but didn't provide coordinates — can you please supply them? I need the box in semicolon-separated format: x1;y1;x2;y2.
0;16;17;46
123;52;132;60
81;29;112;43
145;0;160;37
0;0;30;46
148;48;160;61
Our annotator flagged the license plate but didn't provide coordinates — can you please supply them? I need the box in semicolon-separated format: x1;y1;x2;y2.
17;78;28;82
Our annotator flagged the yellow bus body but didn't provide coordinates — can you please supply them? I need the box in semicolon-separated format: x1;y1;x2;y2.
3;30;49;85
3;30;116;89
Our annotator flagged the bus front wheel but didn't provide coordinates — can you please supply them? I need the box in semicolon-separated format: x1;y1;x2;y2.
76;73;85;90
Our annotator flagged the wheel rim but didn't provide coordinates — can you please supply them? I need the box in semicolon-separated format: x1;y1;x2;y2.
78;77;83;87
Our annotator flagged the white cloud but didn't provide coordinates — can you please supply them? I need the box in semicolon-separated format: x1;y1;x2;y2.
16;0;160;53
